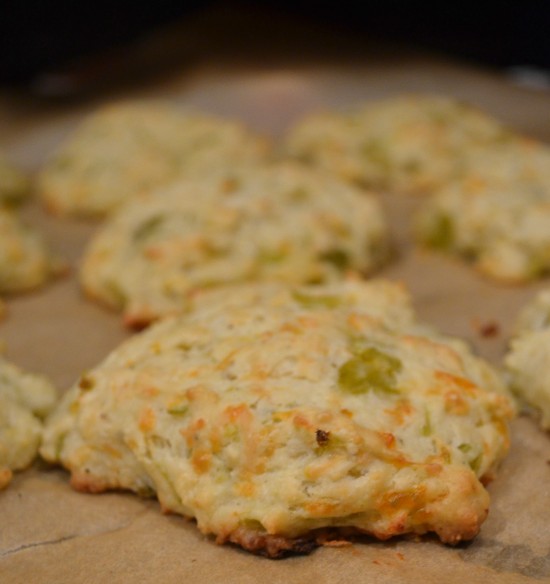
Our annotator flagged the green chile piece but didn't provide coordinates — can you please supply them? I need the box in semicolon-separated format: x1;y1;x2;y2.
424;213;454;250
292;290;341;309
318;248;350;271
133;215;166;242
338;347;402;395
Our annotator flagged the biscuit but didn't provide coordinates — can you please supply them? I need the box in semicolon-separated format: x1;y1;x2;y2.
0;207;60;296
41;279;514;557
38;102;271;217
0;154;29;205
415;137;550;282
505;289;550;429
80;162;390;327
285;94;507;195
0;357;57;489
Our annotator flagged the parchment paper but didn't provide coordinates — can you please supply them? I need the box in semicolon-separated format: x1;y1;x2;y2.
1;32;550;583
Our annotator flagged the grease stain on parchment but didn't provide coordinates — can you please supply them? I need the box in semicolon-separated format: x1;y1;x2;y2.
459;538;550;580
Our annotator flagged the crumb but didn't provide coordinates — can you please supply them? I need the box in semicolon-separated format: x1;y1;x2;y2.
315;429;331;446
472;318;500;338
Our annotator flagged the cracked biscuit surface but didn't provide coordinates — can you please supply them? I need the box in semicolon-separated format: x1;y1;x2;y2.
41;279;514;557
0;357;57;489
285;94;507;195
38;102;271;217
80;163;389;327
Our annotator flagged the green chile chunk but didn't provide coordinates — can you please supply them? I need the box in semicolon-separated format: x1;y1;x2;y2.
361;139;391;172
424;213;454;250
257;248;288;264
167;404;189;416
292;290;341;309
133;215;166;242
318;248;350;271
338;347;402;395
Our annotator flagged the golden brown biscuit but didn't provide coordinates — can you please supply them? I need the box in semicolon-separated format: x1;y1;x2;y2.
285;94;507;195
41;280;513;556
416;137;550;282
505;289;550;429
0;357;58;489
38;102;271;217
0;207;60;297
80;163;390;327
0;154;29;205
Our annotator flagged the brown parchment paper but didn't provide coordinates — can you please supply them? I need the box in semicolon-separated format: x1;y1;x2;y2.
1;34;550;583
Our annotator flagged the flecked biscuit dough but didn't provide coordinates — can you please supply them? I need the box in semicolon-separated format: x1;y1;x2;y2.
41;279;514;557
80;163;390;327
285;94;508;195
0;154;29;205
415;137;550;282
0;207;59;297
505;289;550;429
38;102;271;217
0;357;58;489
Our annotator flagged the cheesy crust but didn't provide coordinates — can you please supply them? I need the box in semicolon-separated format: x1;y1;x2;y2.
41;280;513;556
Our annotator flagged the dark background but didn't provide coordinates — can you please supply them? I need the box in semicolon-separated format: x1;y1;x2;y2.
2;1;550;91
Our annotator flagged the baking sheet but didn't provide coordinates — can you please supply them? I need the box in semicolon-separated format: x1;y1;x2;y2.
1;53;550;583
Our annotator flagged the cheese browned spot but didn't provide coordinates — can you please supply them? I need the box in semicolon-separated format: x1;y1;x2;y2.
41;280;513;556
